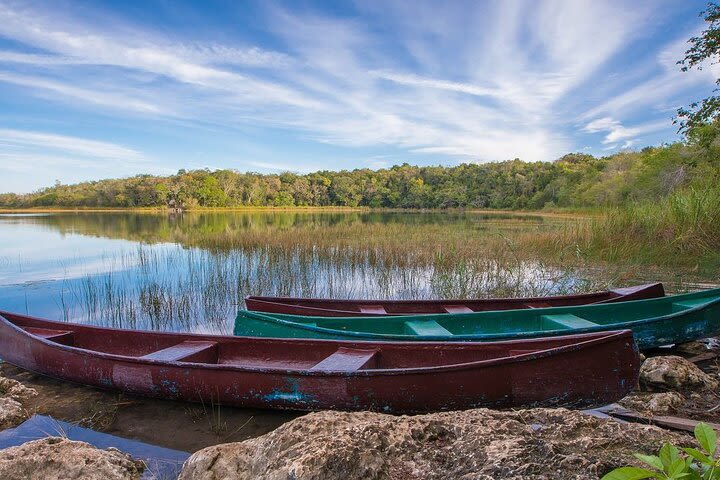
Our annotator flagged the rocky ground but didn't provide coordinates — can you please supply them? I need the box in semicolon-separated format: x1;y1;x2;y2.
179;407;683;480
0;374;37;430
0;437;145;480
619;346;720;422
0;341;716;479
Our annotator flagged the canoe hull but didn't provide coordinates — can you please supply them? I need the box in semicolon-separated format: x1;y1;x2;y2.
234;289;720;350
0;312;638;413
245;283;665;316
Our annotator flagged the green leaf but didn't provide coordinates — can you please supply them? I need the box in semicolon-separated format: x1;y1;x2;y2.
668;458;690;477
601;466;660;480
683;448;713;465
661;444;682;469
635;454;665;471
695;423;718;456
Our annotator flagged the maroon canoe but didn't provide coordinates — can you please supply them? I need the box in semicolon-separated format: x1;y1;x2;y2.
0;311;639;413
245;282;665;317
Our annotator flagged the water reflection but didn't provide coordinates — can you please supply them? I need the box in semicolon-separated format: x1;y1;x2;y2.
0;211;700;334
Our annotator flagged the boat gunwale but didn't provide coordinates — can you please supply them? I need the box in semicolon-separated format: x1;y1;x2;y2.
244;283;663;316
0;312;633;377
236;288;720;342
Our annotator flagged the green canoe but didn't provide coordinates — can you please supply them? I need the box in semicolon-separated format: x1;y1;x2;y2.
234;288;720;349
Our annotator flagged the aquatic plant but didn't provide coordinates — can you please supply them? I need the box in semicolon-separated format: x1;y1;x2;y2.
602;422;719;480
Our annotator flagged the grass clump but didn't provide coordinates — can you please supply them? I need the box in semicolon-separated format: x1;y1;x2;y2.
585;187;720;270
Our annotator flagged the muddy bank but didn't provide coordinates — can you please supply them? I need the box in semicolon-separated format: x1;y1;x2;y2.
0;362;301;452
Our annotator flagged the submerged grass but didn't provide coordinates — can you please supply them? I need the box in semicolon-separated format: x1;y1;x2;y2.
61;220;609;332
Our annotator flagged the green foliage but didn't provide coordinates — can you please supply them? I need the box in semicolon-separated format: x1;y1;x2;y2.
677;3;720;133
602;423;720;480
2;126;719;212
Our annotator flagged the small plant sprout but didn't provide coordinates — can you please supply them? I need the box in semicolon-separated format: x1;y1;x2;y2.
602;422;719;480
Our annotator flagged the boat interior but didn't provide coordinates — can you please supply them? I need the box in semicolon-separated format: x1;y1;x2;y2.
248;290;719;337
245;283;665;315
0;311;619;372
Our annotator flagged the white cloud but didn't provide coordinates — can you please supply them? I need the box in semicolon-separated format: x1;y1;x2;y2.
246;161;318;174
0;72;164;114
371;71;500;98
0;129;142;159
0;0;706;187
583;117;669;146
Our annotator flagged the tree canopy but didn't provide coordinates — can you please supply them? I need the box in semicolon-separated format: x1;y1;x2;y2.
2;125;718;210
677;2;720;132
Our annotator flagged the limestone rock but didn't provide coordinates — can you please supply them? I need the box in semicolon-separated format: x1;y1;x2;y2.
179;408;680;480
620;391;685;415
640;355;719;392
0;376;37;403
0;397;27;430
0;437;144;480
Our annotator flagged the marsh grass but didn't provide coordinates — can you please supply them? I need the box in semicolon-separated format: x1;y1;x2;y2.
11;209;706;332
532;187;720;271
58;215;609;332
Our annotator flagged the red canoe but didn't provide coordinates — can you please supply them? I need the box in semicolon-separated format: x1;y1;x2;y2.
245;282;665;317
0;311;638;413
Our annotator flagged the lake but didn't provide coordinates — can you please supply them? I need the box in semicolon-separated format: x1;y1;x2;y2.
0;211;714;334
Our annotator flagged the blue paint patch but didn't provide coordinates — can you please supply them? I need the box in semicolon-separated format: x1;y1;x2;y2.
99;377;113;388
160;379;180;395
262;378;316;405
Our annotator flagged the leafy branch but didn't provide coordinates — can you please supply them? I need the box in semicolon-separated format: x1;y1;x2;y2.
602;422;720;480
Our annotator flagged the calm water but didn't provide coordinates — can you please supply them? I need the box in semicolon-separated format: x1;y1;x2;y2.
0;211;712;334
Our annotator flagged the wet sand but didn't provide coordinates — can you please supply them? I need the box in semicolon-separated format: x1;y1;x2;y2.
0;362;302;452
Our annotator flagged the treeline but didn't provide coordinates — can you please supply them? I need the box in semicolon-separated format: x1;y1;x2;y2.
2;123;719;210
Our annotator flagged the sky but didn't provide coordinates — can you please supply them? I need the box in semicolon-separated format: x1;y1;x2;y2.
0;0;715;193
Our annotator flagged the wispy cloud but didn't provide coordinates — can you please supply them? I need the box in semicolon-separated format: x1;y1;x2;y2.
583;117;669;148
0;129;143;159
0;0;712;192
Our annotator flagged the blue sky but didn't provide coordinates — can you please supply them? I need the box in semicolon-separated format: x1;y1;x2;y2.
0;0;715;193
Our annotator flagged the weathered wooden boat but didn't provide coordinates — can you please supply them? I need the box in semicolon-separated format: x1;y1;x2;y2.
234;287;720;350
245;283;665;316
0;311;638;412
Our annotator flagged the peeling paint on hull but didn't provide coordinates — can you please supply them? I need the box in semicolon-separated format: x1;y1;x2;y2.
0;310;639;413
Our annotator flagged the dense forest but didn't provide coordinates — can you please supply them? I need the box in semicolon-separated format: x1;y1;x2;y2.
1;122;718;210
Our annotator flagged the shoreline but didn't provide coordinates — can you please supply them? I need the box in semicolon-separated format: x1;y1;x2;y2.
0;206;599;218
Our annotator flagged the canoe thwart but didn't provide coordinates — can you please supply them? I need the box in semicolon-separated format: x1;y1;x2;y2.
359;305;387;315
442;305;473;314
403;319;452;336
525;302;552;309
541;314;598;330
310;347;379;372
141;341;218;363
24;327;75;346
673;298;712;309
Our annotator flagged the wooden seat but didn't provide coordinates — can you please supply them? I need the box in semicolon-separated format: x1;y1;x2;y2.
310;347;379;372
525;302;552;309
673;298;711;310
359;305;387;315
541;314;598;330
404;319;452;336
142;341;218;363
24;327;75;346
443;305;473;314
